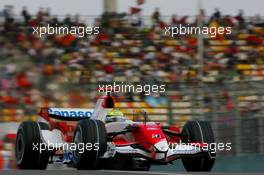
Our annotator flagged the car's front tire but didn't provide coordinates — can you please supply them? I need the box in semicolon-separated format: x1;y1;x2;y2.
73;119;107;170
181;121;215;171
15;121;49;169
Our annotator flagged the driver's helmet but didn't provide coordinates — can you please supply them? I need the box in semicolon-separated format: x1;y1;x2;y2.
105;110;125;123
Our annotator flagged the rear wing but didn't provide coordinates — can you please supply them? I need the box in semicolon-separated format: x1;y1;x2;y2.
39;108;94;121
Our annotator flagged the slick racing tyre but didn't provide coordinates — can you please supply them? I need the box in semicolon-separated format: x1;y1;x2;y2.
181;121;215;172
73;119;107;170
15;121;49;169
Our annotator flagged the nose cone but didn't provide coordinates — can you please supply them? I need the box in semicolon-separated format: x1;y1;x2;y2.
154;139;169;152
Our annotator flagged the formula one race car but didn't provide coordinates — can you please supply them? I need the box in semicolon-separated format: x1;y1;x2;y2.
15;92;216;171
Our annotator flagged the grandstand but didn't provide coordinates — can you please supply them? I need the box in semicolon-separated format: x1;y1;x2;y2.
0;5;264;162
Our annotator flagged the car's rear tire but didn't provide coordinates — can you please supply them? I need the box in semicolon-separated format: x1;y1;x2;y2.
73;119;107;170
15;121;49;169
181;121;215;172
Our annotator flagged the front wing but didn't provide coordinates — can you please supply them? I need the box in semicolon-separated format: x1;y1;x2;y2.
102;142;206;163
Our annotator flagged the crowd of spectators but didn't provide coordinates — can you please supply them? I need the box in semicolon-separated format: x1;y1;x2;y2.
0;6;264;114
1;6;264;170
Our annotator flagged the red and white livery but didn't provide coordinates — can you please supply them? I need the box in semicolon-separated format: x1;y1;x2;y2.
15;92;216;171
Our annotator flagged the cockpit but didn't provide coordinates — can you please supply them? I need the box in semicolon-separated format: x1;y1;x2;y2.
105;110;127;123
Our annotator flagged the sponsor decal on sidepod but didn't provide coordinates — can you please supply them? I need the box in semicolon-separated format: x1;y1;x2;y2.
48;108;93;118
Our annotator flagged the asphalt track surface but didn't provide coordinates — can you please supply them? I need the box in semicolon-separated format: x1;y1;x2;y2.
0;170;262;175
0;170;186;175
